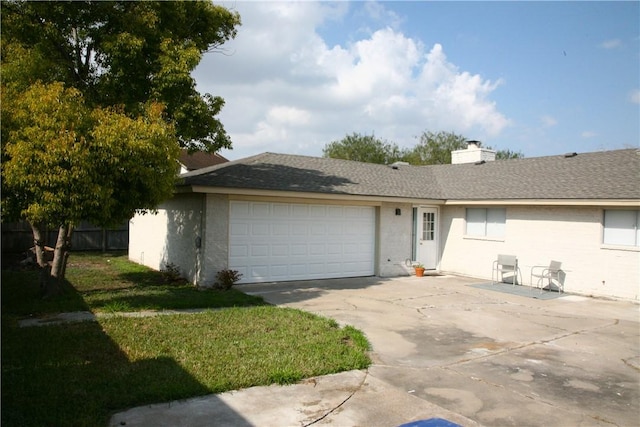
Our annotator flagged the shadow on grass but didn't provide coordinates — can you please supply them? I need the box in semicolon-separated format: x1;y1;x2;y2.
85;285;268;312
1;269;88;316
116;270;169;288
1;317;253;427
0;263;258;426
1;266;266;317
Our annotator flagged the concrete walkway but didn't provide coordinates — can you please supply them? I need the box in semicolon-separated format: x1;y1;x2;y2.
18;308;208;328
37;274;639;427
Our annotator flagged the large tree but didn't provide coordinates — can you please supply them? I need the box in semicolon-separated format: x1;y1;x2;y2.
405;131;468;165
1;1;240;293
2;83;180;294
322;133;406;164
1;0;240;151
324;130;523;165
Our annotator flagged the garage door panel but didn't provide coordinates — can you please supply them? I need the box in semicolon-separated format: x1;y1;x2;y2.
271;224;288;236
271;244;289;256
229;244;248;257
273;204;290;217
309;243;325;255
251;245;269;257
230;201;375;283
310;224;326;235
309;205;326;217
327;244;342;254
251;224;269;236
291;224;308;236
270;264;288;277
230;202;250;216
230;223;249;236
291;244;307;255
251;203;270;217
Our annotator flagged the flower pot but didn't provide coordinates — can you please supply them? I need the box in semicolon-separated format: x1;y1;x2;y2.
415;267;425;277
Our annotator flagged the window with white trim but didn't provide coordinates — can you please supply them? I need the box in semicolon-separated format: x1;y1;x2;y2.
603;210;640;247
466;208;506;238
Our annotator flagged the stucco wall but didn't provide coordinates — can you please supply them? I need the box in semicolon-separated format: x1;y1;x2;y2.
128;193;204;284
378;202;414;277
199;193;230;287
440;205;640;301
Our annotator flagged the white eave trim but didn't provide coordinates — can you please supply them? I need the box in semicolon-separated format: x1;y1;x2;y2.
177;185;444;205
444;199;640;207
175;185;639;207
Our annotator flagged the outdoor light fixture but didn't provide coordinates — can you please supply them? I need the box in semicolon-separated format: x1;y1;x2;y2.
395;208;402;216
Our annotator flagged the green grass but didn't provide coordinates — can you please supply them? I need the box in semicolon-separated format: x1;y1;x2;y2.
1;252;266;317
1;252;371;427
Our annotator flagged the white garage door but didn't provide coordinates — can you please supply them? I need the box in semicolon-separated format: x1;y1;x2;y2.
229;201;375;283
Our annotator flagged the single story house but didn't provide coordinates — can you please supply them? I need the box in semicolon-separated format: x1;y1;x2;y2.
129;145;640;301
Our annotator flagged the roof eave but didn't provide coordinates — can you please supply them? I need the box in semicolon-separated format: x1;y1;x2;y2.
180;185;445;205
444;199;640;207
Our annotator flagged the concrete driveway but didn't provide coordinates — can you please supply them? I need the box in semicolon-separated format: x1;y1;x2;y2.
240;274;639;427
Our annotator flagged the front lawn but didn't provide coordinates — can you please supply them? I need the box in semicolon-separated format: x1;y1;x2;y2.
1;252;371;427
1;252;266;317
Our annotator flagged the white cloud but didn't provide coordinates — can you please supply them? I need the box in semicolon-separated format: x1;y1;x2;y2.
195;2;510;159
541;115;558;127
630;89;640;104
363;1;404;30
581;131;597;138
599;39;622;49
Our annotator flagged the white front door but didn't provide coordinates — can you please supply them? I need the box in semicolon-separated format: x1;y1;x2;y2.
416;207;438;270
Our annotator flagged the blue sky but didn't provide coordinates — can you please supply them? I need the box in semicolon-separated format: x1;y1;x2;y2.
194;1;639;160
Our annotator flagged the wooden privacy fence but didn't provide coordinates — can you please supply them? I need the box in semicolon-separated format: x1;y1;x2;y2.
1;220;129;253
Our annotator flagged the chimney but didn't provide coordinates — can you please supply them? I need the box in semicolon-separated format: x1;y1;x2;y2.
451;140;496;164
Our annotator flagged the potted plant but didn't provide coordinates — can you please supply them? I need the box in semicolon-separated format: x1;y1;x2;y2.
414;263;425;277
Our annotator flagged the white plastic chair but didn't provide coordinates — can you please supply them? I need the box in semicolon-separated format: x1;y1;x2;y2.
492;254;521;286
530;261;563;293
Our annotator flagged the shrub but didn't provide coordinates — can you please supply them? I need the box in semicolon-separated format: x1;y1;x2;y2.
215;269;242;290
160;263;184;283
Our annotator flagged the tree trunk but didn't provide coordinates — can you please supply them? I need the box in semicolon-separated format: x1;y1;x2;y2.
57;224;73;279
29;222;46;267
51;223;73;280
29;221;51;291
29;222;74;297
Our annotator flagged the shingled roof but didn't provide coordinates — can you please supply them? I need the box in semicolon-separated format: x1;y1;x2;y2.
179;150;228;171
179;148;640;201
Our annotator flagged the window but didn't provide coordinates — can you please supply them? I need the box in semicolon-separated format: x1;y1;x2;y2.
603;210;639;247
466;208;506;238
422;211;435;241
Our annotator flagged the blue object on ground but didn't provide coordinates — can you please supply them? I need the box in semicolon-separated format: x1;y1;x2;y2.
398;418;462;427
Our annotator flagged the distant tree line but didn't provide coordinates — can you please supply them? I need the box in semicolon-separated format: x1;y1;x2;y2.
323;131;524;165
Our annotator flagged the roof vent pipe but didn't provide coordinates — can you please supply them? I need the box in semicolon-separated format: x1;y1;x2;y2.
466;140;482;148
390;161;409;169
564;152;578;158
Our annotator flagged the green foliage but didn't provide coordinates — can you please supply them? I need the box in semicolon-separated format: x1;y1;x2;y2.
160;263;185;284
495;148;524;160
215;269;243;291
323;132;406;164
1;0;241;151
1;82;179;227
1;1;240;282
324;130;524;165
405;130;468;165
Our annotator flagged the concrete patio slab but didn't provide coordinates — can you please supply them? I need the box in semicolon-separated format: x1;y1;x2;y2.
239;275;640;426
110;274;639;427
